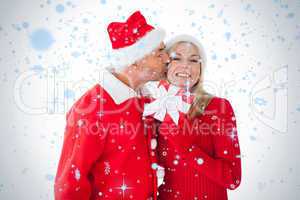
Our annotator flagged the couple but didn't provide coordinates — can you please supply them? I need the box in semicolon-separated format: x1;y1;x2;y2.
54;11;242;200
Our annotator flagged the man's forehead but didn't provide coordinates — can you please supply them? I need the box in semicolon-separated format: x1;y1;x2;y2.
152;43;165;53
158;42;165;49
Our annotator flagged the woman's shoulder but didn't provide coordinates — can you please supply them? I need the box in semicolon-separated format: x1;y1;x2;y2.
209;96;231;104
205;96;235;115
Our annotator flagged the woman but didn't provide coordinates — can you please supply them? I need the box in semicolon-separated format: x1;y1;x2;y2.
144;34;242;200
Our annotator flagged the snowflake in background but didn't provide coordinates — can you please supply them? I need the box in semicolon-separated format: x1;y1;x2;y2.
113;174;134;199
74;168;81;181
104;161;110;175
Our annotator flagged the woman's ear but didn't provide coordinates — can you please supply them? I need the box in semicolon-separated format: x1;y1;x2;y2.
200;61;202;74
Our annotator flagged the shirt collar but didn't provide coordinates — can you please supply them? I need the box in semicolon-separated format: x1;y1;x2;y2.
99;69;139;104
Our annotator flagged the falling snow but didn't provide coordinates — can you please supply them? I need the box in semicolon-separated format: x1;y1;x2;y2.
1;1;299;199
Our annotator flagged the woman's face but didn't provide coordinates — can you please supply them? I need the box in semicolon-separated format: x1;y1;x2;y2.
167;42;201;89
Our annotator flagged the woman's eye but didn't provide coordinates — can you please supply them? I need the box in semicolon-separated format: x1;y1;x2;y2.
190;59;199;63
172;57;180;61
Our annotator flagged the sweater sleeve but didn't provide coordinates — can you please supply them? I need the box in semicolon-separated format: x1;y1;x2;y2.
184;98;242;190
54;85;107;200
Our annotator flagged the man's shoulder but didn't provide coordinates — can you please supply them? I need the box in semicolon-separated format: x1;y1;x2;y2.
66;83;114;117
81;82;116;101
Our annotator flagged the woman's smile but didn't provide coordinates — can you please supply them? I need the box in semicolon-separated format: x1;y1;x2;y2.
175;71;192;78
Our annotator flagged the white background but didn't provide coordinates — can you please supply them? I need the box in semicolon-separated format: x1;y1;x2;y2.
0;0;300;199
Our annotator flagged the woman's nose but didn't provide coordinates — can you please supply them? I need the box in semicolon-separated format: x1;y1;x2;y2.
180;59;191;69
179;61;190;68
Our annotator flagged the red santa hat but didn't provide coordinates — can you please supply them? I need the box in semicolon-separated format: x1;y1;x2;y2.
107;11;166;71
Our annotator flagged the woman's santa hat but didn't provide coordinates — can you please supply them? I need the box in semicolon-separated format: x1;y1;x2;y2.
107;11;166;71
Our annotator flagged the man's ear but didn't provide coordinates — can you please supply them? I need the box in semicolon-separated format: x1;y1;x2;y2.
129;61;139;70
133;62;143;71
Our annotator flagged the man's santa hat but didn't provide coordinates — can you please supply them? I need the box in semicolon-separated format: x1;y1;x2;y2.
107;11;165;71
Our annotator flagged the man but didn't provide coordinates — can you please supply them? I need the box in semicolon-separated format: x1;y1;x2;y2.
54;11;169;200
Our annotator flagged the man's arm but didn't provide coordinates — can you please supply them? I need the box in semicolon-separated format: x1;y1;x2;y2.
54;85;107;200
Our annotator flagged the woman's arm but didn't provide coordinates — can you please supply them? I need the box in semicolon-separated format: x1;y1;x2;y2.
174;98;242;190
187;99;241;189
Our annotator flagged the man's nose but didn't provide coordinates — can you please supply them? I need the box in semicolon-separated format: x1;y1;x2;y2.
161;52;170;64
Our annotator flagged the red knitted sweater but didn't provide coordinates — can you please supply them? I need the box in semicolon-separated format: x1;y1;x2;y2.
157;96;242;200
54;75;158;200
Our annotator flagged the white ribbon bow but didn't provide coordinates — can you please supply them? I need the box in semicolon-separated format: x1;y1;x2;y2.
142;81;192;125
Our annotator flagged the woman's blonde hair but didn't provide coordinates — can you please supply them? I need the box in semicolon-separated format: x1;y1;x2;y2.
165;34;214;118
